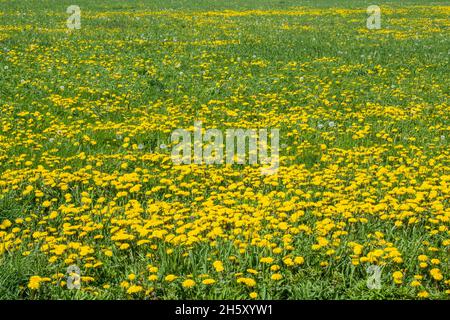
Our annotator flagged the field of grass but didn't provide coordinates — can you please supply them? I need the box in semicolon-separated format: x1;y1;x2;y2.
0;0;449;299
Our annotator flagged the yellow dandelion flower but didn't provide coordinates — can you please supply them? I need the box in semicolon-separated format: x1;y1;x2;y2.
165;274;177;282
213;260;224;272
127;285;143;294
249;292;258;299
182;279;196;288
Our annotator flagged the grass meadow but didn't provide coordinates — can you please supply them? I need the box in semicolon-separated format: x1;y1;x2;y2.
0;0;449;299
